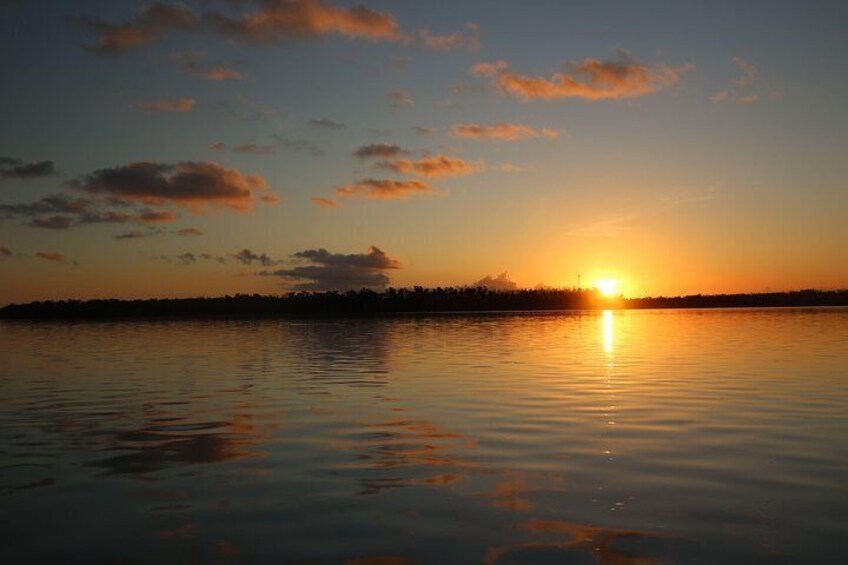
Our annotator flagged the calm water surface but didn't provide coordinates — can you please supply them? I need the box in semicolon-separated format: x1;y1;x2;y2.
1;309;847;564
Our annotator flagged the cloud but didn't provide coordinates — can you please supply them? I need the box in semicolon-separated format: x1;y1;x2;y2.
259;245;399;291
500;163;523;173
35;251;66;263
472;55;692;102
139;98;196;113
419;23;480;51
69;161;271;213
388;90;414;107
177;51;244;81
310;196;341;208
113;230;148;240
28;216;74;230
270;135;324;156
232;248;280;266
205;0;406;44
334;178;435;200
0;247;11;257
76;3;200;55
176;252;196;265
451;122;556;141
712;57;759;104
0;193;189;230
375;154;482;178
309;118;346;130
471;272;518;291
211;141;273;155
178;227;203;236
353;143;408;159
0;157;57;179
412;126;436;136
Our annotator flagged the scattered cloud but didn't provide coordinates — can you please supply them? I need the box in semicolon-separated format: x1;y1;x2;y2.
472;55;692;102
500;163;523;173
309;118;346;130
388;90;414;107
412;126;436;136
177;51;244;81
335;178;435;200
353;143;408;160
419;23;480;51
178;227;203;236
205;0;406;44
69;161;272;213
375;154;482;178
451;122;557;141
35;251;66;263
176;252;196;265
270;135;324;156
711;57;760;104
75;3;199;55
232;248;280;266
210;142;273;155
259;245;400;291
471;272;518;291
139;97;196;113
113;230;148;240
311;196;341;208
76;0;404;54
29;216;74;230
0;157;57;179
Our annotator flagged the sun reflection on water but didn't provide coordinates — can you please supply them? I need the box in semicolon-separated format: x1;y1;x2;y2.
602;309;614;354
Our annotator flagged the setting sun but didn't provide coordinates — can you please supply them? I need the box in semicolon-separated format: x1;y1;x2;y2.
596;278;619;296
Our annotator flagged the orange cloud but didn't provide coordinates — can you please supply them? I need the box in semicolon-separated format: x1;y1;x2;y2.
419;23;480;51
70;161;270;213
311;196;342;208
137;210;177;223
77;3;199;55
178;228;203;236
451;122;556;141
376;155;482;178
388;90;414;107
712;57;759;105
206;0;406;43
335;179;435;200
140;98;196;113
473;56;692;101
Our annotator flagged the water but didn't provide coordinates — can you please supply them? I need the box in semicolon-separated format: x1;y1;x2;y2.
1;308;846;564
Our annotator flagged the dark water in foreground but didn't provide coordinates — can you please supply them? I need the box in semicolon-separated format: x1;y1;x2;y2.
1;309;846;564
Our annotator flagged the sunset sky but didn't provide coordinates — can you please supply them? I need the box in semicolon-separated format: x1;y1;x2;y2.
1;0;846;302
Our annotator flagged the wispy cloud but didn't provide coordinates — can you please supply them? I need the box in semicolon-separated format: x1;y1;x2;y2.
139;97;196;113
309;118;346;130
177;51;244;81
419;23;480;51
388;90;414;108
375;154;482;178
353;143;409;160
451;122;559;141
711;57;760;104
0;157;57;179
310;196;342;208
335;178;435;200
472;55;692;102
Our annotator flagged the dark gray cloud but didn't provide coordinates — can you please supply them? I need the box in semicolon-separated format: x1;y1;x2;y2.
471;272;518;291
0;157;57;179
176;252;196;265
309;118;346;130
113;230;148;240
0;193;183;230
178;227;203;236
68;161;270;212
0;246;11;257
259;245;399;291
35;251;66;263
232;248;279;266
353;143;408;160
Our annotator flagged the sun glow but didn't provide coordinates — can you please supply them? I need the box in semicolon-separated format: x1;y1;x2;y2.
595;278;619;297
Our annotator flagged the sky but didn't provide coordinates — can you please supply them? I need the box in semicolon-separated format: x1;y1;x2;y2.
1;0;846;303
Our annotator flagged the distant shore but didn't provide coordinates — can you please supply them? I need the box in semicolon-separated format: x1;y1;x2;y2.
1;288;846;320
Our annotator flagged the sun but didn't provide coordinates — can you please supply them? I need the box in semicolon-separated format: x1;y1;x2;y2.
595;278;619;297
